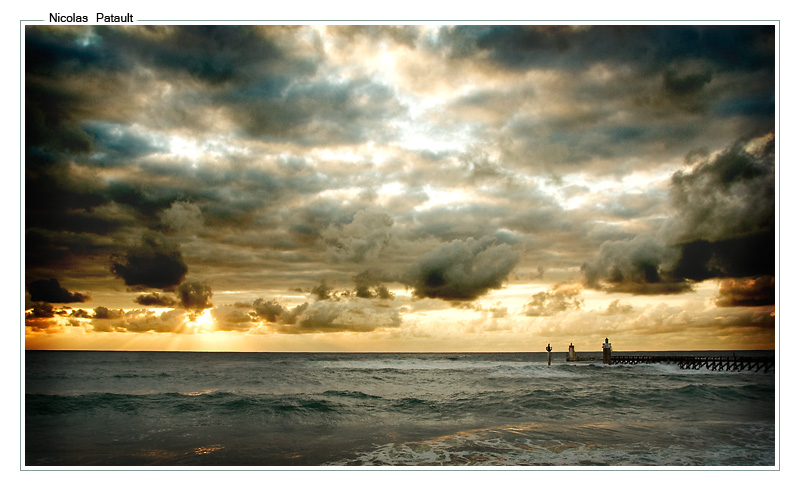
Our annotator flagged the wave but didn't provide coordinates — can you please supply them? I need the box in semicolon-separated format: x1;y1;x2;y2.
111;372;172;379
324;420;776;466
25;391;346;418
322;390;383;400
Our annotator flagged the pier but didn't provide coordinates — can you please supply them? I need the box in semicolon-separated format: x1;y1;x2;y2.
609;354;774;373
553;339;774;373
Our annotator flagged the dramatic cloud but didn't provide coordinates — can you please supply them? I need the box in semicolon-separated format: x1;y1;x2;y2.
177;281;214;311
311;281;333;300
353;270;395;300
250;298;289;322
582;132;775;297
671;232;775;283
436;25;774;79
354;284;395;300
670;136;774;245
27;278;88;303
134;292;179;307
581;235;691;295
405;237;520;302
715;276;775;307
27;302;55;319
668;137;775;283
93;306;124;319
111;232;188;289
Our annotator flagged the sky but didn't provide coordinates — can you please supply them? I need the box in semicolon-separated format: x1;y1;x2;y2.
23;24;776;352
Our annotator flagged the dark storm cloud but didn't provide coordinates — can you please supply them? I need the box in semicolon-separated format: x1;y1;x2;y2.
661;67;714;113
83;121;168;164
670;137;774;244
25;156;109;229
581;235;691;295
25;26;162;159
311;281;333;300
354;284;395;300
668;137;774;283
250;298;311;326
70;25;319;85
26;80;93;155
134;292;178;307
663;68;713;98
27;278;89;303
523;284;584;317
436;25;774;74
250;298;288;322
26;27;99;154
149;26;407;146
26;26;130;76
582;134;775;296
177;281;213;311
36;25;404;146
27;302;55;319
221;77;405;145
111;232;188;289
24;24;401;184
25;229;103;277
497;101;706;171
437;25;774;173
405;236;520;302
92;156;327;232
671;232;775;282
715;276;775;307
105;179;189;220
582;229;776;297
353;270;395;300
70;309;92;319
93;306;124;319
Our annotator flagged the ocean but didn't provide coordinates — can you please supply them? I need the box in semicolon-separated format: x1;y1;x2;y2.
24;350;776;467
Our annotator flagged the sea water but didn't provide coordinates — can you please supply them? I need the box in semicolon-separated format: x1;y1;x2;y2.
24;351;776;466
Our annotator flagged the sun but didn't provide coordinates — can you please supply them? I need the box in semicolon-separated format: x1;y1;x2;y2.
187;309;216;334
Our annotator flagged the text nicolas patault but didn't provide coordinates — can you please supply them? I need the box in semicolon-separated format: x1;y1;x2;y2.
49;13;134;23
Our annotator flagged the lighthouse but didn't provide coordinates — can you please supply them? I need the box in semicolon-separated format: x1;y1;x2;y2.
567;343;578;361
602;337;612;364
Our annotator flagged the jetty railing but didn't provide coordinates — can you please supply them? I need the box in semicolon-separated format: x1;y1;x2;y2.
609;355;774;373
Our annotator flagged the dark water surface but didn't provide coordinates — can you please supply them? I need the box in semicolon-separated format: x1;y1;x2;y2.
24;350;775;466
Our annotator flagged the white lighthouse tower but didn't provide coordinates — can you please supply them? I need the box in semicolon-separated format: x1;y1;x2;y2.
567;343;578;361
602;337;612;364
